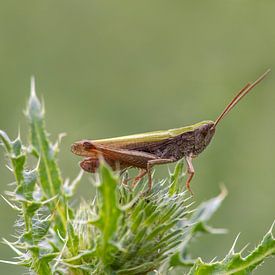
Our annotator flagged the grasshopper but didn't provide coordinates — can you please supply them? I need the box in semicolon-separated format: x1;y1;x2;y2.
71;70;270;194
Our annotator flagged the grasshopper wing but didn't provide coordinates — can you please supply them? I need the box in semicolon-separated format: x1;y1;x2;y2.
80;142;159;169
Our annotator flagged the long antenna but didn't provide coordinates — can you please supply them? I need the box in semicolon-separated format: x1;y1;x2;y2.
214;69;271;128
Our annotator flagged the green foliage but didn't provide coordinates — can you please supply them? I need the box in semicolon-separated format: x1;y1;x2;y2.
27;78;63;199
0;83;274;274
188;223;275;275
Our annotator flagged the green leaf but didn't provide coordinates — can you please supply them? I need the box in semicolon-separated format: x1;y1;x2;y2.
91;163;122;265
26;78;67;234
16;169;37;201
26;78;62;199
190;186;227;228
170;188;227;267
188;223;275;275
0;130;12;152
0;131;26;185
66;221;80;256
169;160;184;196
31;210;52;243
33;256;52;275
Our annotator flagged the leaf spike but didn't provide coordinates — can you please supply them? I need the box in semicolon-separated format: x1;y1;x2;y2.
7;181;17;186
5;165;13;172
67;169;84;196
35;156;41;171
229;233;241;255
218;183;228;199
41;194;59;205
53;132;67;152
0;259;23;265
268;220;275;235
30;75;36;98
1;195;21;211
63;178;70;188
53;236;68;270
57;229;66;243
210;256;217;263
26;75;43;119
240;243;250;254
2;238;24;256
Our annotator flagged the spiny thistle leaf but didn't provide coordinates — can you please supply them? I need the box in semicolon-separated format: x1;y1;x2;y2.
170;187;227;268
188;223;275;275
26;78;62;199
67;174;191;274
91;164;122;265
26;78;67;234
0;130;26;185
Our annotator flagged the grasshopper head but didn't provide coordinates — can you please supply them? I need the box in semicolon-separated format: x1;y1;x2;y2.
194;122;215;156
71;140;96;157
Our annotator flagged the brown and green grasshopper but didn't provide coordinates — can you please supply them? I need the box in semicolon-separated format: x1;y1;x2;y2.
71;70;270;194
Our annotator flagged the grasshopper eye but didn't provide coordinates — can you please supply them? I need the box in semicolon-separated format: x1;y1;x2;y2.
83;141;94;150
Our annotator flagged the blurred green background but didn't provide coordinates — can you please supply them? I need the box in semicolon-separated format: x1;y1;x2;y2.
0;1;275;274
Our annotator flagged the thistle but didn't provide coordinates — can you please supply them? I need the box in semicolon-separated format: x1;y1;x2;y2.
0;80;274;274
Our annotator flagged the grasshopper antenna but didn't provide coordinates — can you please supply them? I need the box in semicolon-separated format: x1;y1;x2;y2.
214;69;271;128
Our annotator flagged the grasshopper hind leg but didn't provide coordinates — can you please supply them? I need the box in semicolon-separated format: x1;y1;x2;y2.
131;169;148;188
146;158;176;194
122;169;147;187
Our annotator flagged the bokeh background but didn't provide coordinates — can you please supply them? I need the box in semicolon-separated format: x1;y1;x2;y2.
0;1;275;274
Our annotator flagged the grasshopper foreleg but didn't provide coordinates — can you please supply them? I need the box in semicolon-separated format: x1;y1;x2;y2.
185;155;195;195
